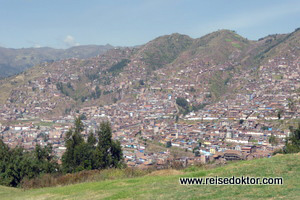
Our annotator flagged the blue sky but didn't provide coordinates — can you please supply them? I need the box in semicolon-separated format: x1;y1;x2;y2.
0;0;299;49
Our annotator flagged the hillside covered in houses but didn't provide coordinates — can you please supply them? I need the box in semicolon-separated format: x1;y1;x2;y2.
0;28;300;169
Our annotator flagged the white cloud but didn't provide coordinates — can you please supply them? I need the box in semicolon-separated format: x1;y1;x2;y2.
64;35;80;47
32;43;41;48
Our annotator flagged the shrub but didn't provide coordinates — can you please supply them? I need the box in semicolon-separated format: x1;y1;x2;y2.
21;168;151;189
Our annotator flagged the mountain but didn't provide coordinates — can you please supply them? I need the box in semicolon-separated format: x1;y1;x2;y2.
176;30;251;65
136;33;193;70
60;44;115;58
256;28;300;64
0;153;298;199
0;28;299;118
0;44;114;78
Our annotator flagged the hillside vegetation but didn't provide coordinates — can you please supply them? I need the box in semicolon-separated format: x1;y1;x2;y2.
181;30;250;65
0;153;299;200
137;33;193;70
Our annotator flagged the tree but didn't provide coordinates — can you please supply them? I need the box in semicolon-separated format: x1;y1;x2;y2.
166;141;172;148
175;115;179;123
31;144;59;177
62;118;124;173
283;124;300;153
79;113;87;120
87;131;97;146
95;85;101;98
269;134;278;146
176;97;190;115
198;139;203;147
176;97;189;110
110;140;123;168
0;139;10;185
139;80;145;86
67;82;74;90
0;140;59;187
189;87;196;92
287;98;295;111
276;123;300;154
73;142;95;171
192;103;207;112
81;96;87;102
277;109;283;120
62;117;85;173
96;121;123;168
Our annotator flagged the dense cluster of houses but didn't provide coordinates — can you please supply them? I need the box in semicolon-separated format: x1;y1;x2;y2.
0;46;299;168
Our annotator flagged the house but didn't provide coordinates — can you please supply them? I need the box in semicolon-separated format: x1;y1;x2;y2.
241;145;257;153
224;150;243;161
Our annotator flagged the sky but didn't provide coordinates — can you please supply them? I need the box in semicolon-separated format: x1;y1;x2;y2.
0;0;299;49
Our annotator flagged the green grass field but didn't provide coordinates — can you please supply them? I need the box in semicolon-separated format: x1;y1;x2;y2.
0;153;299;200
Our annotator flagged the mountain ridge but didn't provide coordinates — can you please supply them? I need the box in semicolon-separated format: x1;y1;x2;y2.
0;44;114;78
0;28;299;117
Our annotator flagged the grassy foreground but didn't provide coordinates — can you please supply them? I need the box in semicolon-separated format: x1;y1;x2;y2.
0;153;300;200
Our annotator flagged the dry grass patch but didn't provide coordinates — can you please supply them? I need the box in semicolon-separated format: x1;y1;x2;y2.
147;169;184;176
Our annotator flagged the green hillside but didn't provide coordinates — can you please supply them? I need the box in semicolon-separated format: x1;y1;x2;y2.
0;153;299;200
137;33;193;70
173;29;251;66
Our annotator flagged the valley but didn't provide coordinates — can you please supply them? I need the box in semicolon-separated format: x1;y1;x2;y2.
0;29;300;169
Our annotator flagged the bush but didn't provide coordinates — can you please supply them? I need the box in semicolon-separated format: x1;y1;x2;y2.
170;161;184;170
21;168;151;189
